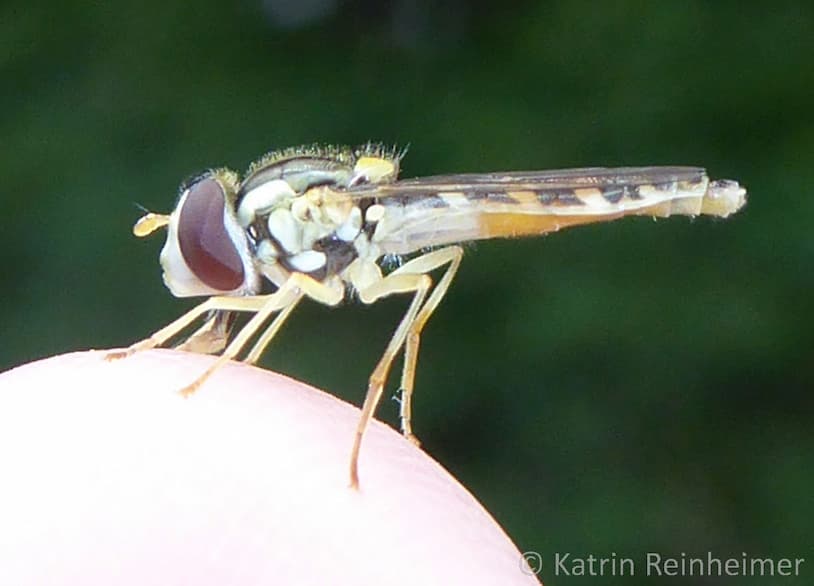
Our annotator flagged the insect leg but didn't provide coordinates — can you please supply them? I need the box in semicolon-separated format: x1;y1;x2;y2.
174;310;234;355
391;246;463;443
105;296;275;361
350;271;432;488
242;275;345;365
240;297;302;365
179;273;345;396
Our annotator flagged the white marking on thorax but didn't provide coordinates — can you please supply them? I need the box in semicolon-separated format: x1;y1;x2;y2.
256;239;279;263
336;206;363;242
267;208;302;253
237;179;295;227
288;250;327;273
300;221;327;251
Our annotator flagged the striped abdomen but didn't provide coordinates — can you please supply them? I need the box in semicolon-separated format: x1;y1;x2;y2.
367;167;746;256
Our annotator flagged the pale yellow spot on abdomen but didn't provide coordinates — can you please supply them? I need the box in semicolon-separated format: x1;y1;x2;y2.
573;187;608;208
506;190;540;206
439;191;470;207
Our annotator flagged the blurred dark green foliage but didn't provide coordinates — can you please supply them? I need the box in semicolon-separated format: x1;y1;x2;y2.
2;1;812;583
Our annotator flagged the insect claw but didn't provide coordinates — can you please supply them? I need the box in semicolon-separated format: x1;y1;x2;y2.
103;348;133;362
405;433;421;448
178;381;201;398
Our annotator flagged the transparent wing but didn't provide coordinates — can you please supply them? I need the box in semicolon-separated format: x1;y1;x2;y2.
346;166;706;202
342;166;745;256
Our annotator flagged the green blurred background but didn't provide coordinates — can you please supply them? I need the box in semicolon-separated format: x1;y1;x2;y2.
2;1;812;583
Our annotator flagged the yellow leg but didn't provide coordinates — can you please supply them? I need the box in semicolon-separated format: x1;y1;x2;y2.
242;296;302;365
349;272;431;488
347;246;464;488
178;274;345;396
104;295;275;361
396;246;463;442
242;276;345;365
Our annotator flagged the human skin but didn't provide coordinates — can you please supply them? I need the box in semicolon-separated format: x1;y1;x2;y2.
0;350;542;585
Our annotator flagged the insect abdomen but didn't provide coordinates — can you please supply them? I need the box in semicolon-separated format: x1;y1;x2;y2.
373;169;746;254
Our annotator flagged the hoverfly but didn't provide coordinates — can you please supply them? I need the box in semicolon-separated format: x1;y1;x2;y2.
108;144;746;487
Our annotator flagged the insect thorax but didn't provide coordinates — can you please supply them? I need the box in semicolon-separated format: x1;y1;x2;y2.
234;145;401;288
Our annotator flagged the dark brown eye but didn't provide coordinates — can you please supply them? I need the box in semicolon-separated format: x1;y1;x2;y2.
178;178;245;291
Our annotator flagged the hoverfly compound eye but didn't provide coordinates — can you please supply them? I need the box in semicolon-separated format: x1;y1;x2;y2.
176;177;246;291
159;171;255;298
